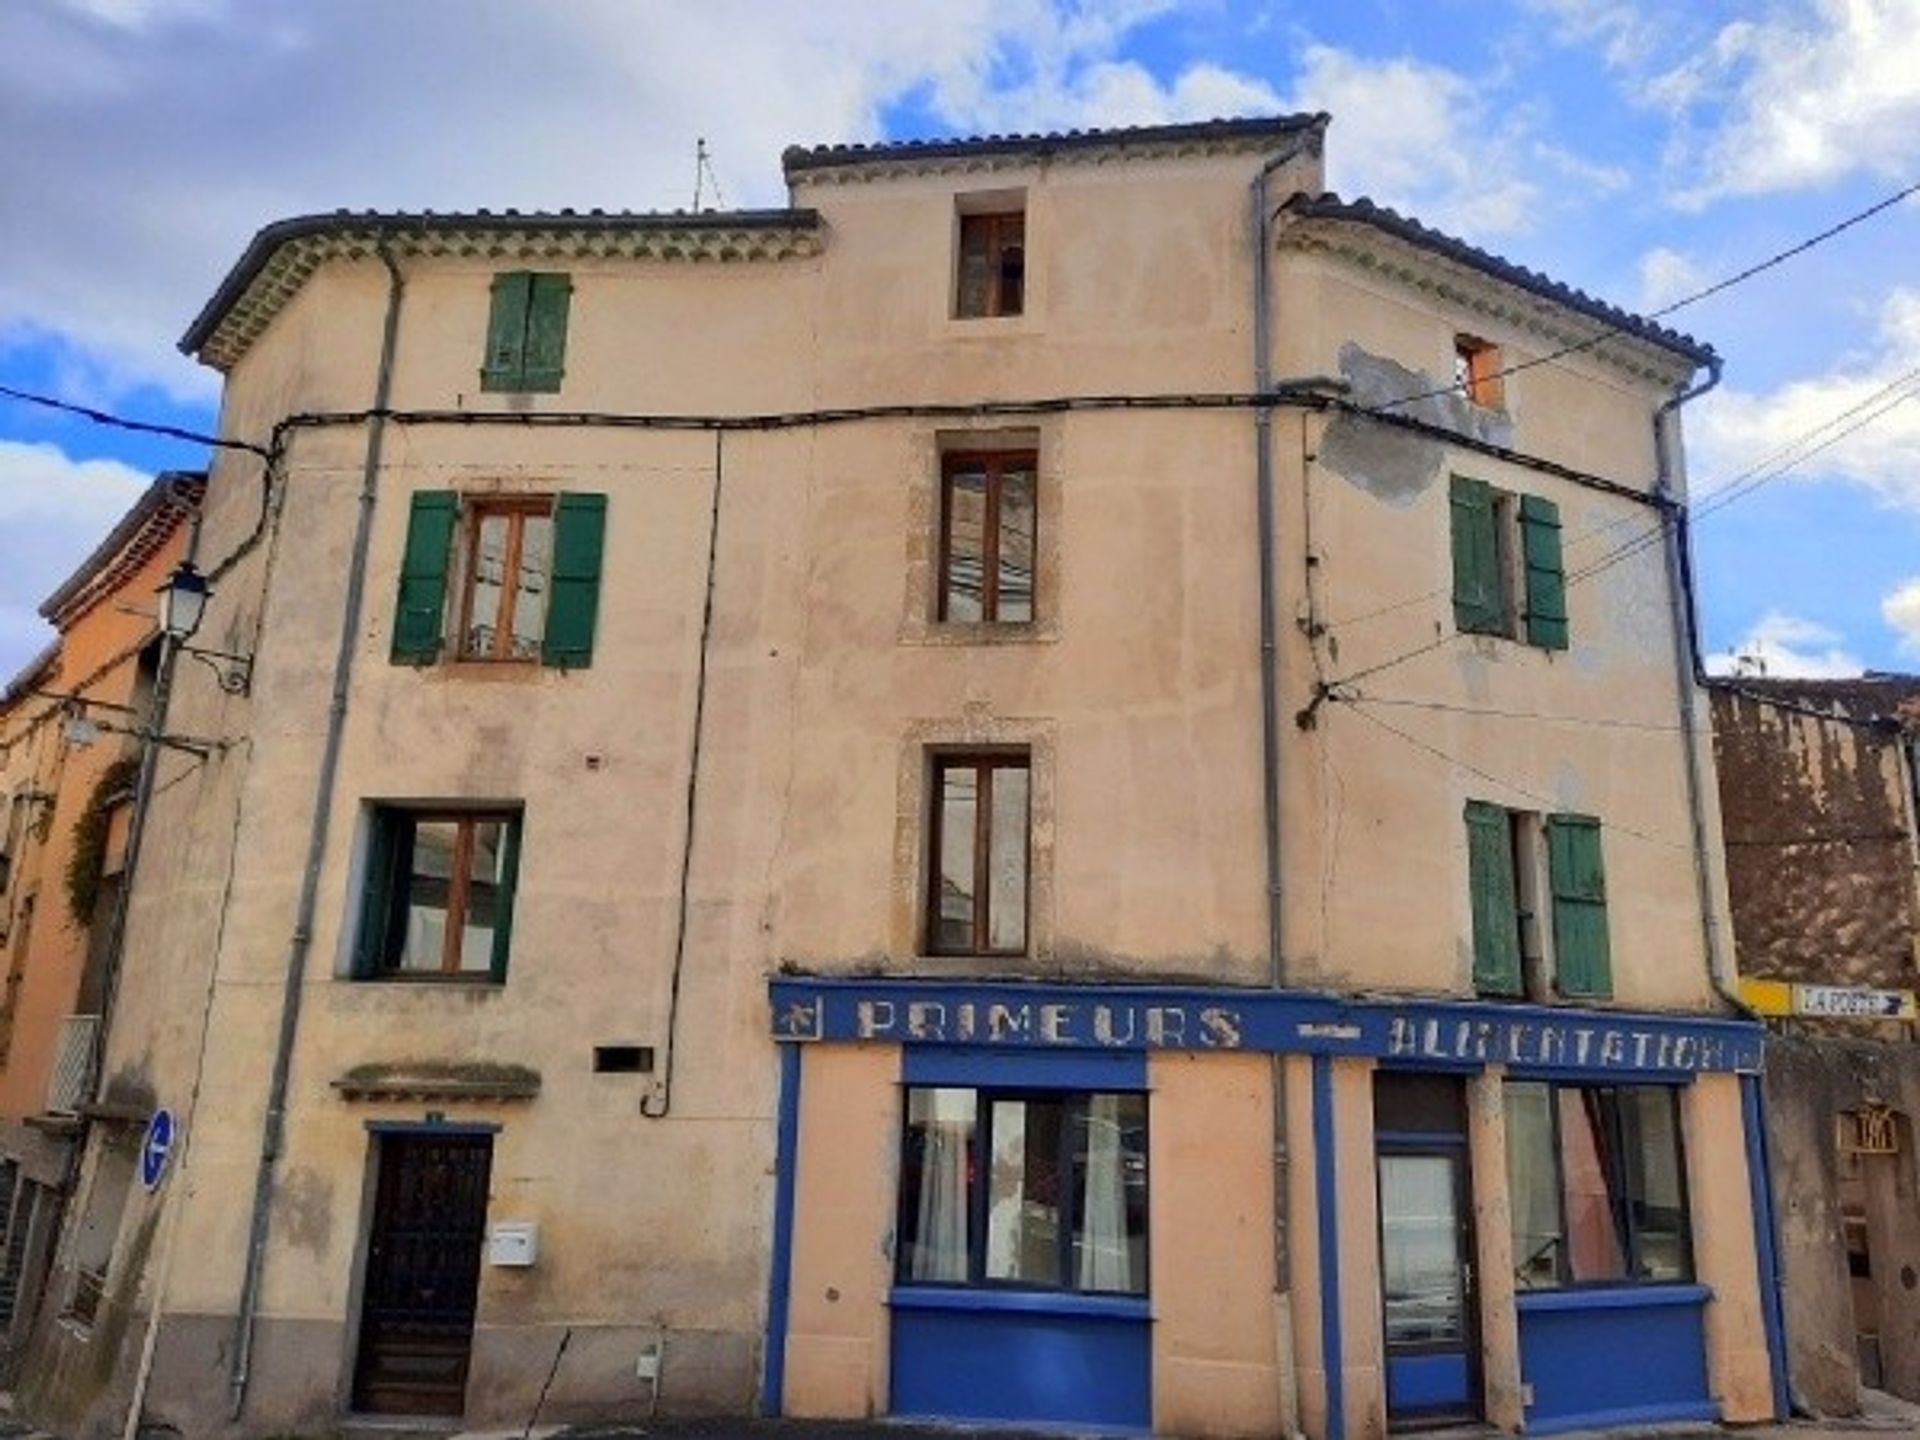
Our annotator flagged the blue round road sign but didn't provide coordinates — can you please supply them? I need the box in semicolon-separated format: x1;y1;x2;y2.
141;1109;175;1191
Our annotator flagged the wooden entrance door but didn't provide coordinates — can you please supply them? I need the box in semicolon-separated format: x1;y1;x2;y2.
352;1132;493;1416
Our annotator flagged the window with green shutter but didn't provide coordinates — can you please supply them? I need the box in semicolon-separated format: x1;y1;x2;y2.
1547;814;1611;998
391;490;457;664
395;491;608;670
1465;800;1524;996
543;492;607;669
1450;475;1507;635
1519;494;1569;650
352;806;523;983
482;271;571;393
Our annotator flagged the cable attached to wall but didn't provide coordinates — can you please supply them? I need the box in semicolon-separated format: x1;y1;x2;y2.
640;428;726;1121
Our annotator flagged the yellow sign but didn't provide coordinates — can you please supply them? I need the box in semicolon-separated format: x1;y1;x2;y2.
1739;978;1917;1021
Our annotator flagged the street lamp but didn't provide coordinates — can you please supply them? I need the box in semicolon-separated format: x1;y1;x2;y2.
157;560;251;695
158;560;210;643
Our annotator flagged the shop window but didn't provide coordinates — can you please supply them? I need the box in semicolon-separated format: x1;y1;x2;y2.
897;1086;1147;1294
1454;334;1504;410
391;491;605;669
352;807;523;983
955;207;1025;319
482;270;571;392
928;752;1030;956
1505;1081;1691;1289
939;451;1037;624
1466;802;1611;999
1450;476;1567;649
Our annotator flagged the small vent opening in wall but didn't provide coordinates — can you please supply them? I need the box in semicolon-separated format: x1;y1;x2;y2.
594;1045;655;1075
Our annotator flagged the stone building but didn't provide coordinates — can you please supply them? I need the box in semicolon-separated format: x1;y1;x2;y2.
0;474;199;1373
19;116;1779;1438
1711;676;1920;1416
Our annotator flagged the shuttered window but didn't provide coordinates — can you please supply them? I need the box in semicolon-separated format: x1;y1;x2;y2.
1547;815;1611;997
543;492;606;669
391;491;458;664
392;490;606;669
1465;800;1523;996
1450;475;1506;635
482;272;571;393
1519;494;1569;650
352;807;523;983
1450;477;1572;650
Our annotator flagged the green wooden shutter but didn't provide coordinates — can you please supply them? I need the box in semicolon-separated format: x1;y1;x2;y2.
1450;476;1505;634
352;810;399;979
391;491;457;664
543;492;607;669
488;812;523;984
1548;814;1612;997
1466;800;1523;996
482;272;533;391
1519;494;1569;650
520;274;571;392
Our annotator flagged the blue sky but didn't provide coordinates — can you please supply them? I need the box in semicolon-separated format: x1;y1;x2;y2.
4;0;1918;678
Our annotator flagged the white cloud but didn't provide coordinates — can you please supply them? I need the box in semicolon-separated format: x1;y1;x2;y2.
1689;287;1920;506
1522;0;1670;70
1662;0;1920;205
0;1;1284;403
0;439;150;674
1706;611;1863;678
1638;246;1706;309
1282;45;1546;236
1881;578;1920;654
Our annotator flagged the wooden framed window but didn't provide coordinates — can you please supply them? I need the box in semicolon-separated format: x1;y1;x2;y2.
928;753;1030;955
955;211;1026;319
458;498;554;662
354;807;523;982
391;490;606;669
939;452;1037;623
1454;334;1504;410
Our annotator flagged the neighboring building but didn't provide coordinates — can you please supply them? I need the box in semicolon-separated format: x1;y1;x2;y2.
21;116;1779;1439
1711;676;1920;1416
0;474;200;1372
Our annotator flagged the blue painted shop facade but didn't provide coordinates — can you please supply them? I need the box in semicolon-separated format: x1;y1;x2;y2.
763;977;1788;1439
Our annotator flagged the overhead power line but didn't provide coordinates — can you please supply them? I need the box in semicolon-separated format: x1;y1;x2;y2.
0;382;266;457
1366;176;1920;415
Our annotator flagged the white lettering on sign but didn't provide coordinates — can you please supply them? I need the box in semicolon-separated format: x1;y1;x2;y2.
1795;985;1915;1019
1385;1013;1748;1074
851;999;1247;1049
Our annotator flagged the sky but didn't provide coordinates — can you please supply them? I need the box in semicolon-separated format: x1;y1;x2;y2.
3;0;1918;680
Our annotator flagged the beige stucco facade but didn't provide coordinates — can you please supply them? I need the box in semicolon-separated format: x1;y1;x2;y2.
17;116;1781;1439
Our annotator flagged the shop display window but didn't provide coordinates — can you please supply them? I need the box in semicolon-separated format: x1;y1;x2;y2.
896;1086;1147;1295
1505;1080;1692;1289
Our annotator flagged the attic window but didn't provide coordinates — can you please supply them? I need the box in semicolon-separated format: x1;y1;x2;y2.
1455;335;1504;410
955;207;1025;319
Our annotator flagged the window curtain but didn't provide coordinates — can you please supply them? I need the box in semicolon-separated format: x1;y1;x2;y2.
909;1091;972;1283
1504;1083;1562;1287
1076;1093;1130;1291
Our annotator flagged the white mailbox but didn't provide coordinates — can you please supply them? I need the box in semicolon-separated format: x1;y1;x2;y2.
488;1220;540;1267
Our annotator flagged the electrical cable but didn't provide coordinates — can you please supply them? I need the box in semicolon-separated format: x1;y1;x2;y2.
0;382;268;458
1342;697;1687;850
1364;177;1920;415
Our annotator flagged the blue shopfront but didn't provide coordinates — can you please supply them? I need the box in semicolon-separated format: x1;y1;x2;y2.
763;978;1786;1438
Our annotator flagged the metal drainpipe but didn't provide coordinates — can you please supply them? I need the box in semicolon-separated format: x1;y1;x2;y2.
1251;144;1303;1438
1651;356;1744;1008
227;245;406;1420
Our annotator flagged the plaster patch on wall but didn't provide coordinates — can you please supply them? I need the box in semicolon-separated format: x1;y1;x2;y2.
1316;342;1515;509
1553;761;1587;814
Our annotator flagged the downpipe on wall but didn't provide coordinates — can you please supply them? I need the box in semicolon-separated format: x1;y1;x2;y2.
1251;140;1309;1440
227;246;407;1421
